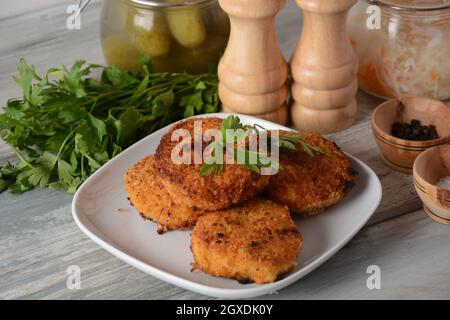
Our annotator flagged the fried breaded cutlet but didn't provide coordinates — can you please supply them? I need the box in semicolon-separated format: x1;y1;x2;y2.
191;198;302;284
265;131;356;216
124;155;204;234
155;117;270;211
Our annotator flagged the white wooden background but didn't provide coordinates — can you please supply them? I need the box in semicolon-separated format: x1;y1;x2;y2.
0;0;65;19
0;0;449;300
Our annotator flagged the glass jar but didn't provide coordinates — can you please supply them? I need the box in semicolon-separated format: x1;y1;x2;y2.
101;0;230;74
348;0;450;100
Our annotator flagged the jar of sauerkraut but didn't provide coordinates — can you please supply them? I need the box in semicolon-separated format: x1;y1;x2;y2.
348;0;450;100
101;0;230;74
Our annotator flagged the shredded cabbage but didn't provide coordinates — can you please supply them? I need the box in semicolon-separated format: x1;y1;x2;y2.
348;1;450;100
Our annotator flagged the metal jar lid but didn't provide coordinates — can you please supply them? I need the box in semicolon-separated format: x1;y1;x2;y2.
366;0;450;12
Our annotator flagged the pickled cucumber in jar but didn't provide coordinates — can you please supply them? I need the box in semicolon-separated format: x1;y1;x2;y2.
101;0;229;74
210;5;230;36
165;0;206;49
176;35;227;73
102;34;142;73
126;8;171;57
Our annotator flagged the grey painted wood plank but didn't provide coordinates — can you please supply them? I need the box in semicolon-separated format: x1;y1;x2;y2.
0;0;66;19
1;201;449;299
260;209;450;300
0;0;439;300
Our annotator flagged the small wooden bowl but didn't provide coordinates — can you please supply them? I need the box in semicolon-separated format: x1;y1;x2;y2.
413;145;450;225
371;97;450;173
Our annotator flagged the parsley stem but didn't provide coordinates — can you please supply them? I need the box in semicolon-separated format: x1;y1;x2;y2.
12;147;33;169
81;155;85;180
55;126;79;162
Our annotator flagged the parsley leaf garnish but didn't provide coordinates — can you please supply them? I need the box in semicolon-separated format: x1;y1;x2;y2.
199;116;323;176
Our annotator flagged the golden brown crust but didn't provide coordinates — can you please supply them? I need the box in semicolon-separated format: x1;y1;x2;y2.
191;198;302;284
155;117;270;211
124;155;204;233
265;131;355;216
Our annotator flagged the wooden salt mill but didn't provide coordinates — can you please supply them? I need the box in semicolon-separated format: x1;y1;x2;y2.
218;0;289;124
291;0;358;133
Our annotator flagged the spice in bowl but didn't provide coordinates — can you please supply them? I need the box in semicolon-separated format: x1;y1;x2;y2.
436;176;450;190
391;119;440;141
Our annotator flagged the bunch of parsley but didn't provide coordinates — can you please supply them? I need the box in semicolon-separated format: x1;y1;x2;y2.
0;58;219;193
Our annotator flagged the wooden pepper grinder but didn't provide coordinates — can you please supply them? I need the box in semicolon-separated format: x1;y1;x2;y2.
290;0;358;133
218;0;289;124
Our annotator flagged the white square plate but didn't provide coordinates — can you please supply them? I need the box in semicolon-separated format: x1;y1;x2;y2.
72;113;382;299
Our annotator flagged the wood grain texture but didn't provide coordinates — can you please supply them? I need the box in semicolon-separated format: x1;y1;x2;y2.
413;145;450;225
259;209;450;300
1;202;449;299
0;0;65;19
0;0;441;300
218;0;289;124
372;97;450;173
290;0;358;133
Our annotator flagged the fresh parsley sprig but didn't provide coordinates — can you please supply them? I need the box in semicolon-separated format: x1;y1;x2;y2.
199;116;322;176
278;134;323;156
0;58;220;193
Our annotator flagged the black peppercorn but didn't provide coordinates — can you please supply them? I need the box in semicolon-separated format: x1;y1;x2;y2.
391;119;439;141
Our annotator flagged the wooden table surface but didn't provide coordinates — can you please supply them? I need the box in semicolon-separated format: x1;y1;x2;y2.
1;0;449;300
